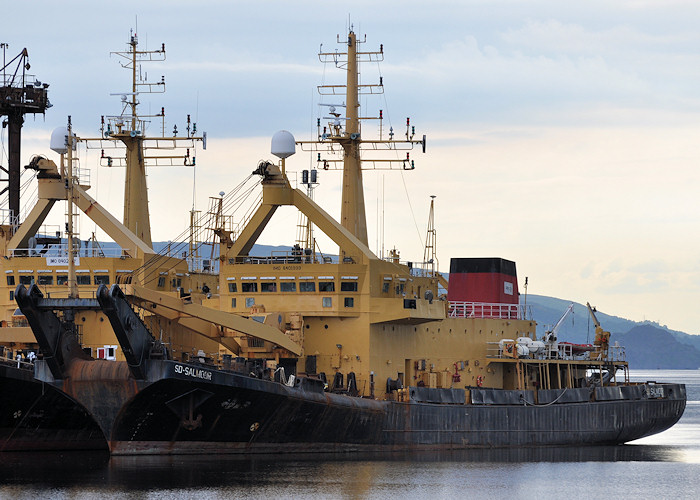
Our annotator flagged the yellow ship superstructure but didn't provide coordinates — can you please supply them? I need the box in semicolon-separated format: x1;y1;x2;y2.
213;30;544;397
0;30;219;362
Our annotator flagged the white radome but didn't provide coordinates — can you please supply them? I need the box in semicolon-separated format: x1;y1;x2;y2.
50;126;72;154
271;130;296;159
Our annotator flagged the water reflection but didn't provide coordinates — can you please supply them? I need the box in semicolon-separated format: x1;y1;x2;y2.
0;444;690;490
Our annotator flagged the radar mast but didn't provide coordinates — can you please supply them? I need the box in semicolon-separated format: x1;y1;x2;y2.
299;28;426;256
79;30;204;250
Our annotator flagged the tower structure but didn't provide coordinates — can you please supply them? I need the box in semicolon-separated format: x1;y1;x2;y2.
0;46;50;228
303;29;426;257
79;30;203;249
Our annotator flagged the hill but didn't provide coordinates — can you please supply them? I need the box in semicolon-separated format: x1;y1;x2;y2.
615;325;700;369
524;294;700;369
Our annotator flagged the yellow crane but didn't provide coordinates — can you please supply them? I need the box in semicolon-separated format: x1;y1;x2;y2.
586;302;611;359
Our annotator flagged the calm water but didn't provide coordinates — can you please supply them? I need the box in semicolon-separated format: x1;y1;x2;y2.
0;369;698;499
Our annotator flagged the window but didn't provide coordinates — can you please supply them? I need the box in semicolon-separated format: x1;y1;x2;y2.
322;297;332;308
341;281;357;292
157;277;166;288
228;282;237;293
280;282;296;292
231;298;237;308
9;291;14;301
344;297;354;308
77;275;91;285
19;275;33;285
248;337;265;348
261;282;277;293
395;283;405;295
382;282;390;294
94;275;109;285
242;282;258;293
6;275;15;286
38;275;53;285
171;278;182;289
319;281;335;292
300;282;315;292
245;297;255;308
57;275;68;285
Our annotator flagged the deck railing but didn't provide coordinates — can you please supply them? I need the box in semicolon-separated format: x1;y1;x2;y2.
449;301;532;320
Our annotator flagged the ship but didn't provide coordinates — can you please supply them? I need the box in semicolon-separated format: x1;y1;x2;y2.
1;28;686;454
0;32;220;450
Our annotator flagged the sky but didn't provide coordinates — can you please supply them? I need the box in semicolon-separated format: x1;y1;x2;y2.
2;0;700;335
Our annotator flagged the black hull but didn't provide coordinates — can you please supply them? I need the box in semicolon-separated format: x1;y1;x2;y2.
0;359;686;455
109;360;685;455
0;364;107;452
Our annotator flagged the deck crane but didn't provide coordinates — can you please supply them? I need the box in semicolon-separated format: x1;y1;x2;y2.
586;302;611;358
543;302;574;357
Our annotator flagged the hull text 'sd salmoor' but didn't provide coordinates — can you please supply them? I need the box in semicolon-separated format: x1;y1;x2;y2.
2;28;686;455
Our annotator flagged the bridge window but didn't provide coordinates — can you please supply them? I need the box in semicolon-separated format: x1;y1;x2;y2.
6;275;15;286
157;277;166;288
94;275;109;285
280;282;296;292
228;283;237;293
242;282;258;293
77;275;91;285
57;275;68;285
319;281;335;292
341;281;357;292
261;282;277;293
19;275;33;285
300;282;315;292
38;275;53;285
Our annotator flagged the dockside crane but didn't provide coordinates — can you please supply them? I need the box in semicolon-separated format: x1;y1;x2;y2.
0;46;50;228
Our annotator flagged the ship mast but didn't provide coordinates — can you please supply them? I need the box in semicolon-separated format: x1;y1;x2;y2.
114;31;160;247
341;31;367;245
77;29;204;263
66;118;78;298
423;195;438;277
300;29;426;257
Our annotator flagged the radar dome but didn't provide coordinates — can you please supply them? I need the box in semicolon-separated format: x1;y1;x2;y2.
271;130;296;159
50;126;76;154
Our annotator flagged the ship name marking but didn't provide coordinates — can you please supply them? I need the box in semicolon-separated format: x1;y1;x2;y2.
174;364;213;381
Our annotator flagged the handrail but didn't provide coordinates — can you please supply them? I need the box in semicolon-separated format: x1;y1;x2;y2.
449;301;532;320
